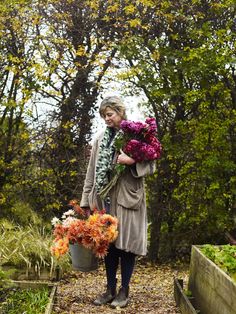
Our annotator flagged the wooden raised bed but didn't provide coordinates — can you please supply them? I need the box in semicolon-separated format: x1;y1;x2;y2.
188;245;236;314
174;278;200;314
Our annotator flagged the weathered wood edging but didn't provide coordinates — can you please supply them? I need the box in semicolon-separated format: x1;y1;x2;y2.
188;245;236;314
174;278;200;314
45;285;57;314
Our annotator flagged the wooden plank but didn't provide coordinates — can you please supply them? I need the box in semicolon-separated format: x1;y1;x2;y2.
174;278;200;314
11;280;55;289
189;245;236;314
45;285;57;314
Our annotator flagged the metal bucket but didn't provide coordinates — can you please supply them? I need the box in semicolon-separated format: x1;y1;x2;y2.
69;243;98;272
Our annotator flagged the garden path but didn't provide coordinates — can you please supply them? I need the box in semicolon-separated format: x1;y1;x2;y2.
53;261;189;314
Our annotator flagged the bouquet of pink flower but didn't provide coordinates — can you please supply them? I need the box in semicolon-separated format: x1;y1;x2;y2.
99;117;162;199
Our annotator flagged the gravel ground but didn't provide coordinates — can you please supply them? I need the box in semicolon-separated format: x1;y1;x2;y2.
52;260;189;314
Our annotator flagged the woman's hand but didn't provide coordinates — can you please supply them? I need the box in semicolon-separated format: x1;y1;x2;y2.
81;207;91;217
117;149;135;165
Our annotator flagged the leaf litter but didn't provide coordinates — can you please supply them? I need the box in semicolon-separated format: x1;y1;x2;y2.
53;259;189;314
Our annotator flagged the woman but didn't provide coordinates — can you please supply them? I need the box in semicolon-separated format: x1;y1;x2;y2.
80;96;155;308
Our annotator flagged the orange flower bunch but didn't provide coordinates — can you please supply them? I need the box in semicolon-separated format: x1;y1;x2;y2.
51;200;118;258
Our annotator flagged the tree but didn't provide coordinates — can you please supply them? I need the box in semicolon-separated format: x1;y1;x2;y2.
31;0;157;212
118;0;236;261
0;0;160;219
0;0;39;215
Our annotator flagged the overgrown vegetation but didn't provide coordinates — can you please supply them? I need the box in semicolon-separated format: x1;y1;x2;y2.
0;266;13;290
0;223;69;278
0;286;50;314
201;245;236;281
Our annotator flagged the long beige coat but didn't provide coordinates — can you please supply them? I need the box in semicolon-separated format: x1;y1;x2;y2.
80;132;156;256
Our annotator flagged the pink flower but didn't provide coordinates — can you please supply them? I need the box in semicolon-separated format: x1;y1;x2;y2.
99;118;162;199
120;119;162;162
120;120;147;134
145;117;157;134
143;144;157;160
124;139;141;154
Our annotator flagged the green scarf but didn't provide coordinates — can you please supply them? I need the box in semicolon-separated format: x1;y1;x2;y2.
95;127;119;193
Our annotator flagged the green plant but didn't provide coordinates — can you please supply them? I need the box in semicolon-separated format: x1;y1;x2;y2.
201;245;236;281
184;289;192;298
0;222;70;277
0;265;16;311
10;201;42;226
0;287;49;314
0;266;13;289
0;267;8;283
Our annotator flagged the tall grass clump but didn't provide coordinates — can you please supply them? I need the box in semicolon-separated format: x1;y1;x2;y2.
0;221;69;278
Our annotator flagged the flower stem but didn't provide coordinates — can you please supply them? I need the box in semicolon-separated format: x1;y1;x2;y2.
99;164;126;199
99;172;121;199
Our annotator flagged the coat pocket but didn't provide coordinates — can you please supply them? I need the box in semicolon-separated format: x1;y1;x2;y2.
117;182;143;211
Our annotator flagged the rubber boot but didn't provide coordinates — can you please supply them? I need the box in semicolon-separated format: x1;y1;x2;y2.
93;286;116;306
110;286;129;308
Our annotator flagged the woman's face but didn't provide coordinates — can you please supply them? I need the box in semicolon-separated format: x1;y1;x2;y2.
103;107;123;129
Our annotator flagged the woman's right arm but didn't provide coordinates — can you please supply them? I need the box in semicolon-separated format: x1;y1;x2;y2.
80;139;98;208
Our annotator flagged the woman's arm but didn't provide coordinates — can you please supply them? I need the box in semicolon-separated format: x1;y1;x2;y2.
130;160;156;178
117;149;156;178
80;139;99;208
116;149;135;165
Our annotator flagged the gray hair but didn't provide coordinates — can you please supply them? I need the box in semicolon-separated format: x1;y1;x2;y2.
99;96;127;119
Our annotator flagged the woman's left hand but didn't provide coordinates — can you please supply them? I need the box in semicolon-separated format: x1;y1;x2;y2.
117;149;135;165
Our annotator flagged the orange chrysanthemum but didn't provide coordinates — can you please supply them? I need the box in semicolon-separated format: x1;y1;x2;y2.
100;214;118;227
51;237;69;258
51;202;119;259
87;213;100;225
94;245;108;258
68;199;86;216
53;224;67;239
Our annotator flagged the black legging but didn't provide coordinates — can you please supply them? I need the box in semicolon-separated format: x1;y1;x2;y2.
104;244;136;292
